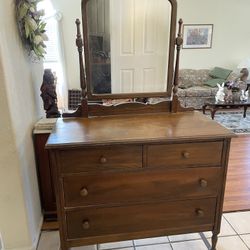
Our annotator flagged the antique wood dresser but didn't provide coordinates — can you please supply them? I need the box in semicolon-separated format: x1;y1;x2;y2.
46;112;233;250
45;1;234;249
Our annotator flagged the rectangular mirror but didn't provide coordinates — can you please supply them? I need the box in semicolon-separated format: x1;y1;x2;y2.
83;0;176;99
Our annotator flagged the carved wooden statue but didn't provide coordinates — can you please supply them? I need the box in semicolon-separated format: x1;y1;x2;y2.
40;69;61;118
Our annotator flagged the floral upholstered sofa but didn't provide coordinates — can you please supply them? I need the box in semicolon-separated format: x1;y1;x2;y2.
177;69;238;109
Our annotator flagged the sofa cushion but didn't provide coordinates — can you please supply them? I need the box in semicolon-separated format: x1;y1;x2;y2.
204;78;225;87
179;83;194;89
179;69;210;88
177;88;186;97
209;67;232;80
227;72;238;81
185;86;213;97
185;97;213;109
211;87;219;96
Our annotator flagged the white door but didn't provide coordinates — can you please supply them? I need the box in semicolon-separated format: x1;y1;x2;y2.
110;0;171;93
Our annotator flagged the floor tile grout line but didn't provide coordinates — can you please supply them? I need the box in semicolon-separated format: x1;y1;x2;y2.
169;242;174;250
199;232;211;250
132;239;136;250
239;235;250;250
168;237;202;244
98;244;135;250
222;215;250;249
223;215;241;235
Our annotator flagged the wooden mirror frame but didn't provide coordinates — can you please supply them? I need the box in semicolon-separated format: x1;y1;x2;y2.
63;1;191;118
81;0;177;100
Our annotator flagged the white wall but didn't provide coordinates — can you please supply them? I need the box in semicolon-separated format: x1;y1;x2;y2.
52;0;81;89
0;0;43;249
51;0;250;90
178;0;250;70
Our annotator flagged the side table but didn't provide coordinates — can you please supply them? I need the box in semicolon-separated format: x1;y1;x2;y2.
33;118;57;221
203;100;250;119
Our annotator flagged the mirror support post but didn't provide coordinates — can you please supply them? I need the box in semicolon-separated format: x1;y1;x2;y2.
63;19;88;117
76;19;88;117
172;18;188;113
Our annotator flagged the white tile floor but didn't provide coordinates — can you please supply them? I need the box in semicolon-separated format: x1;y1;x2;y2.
37;211;250;250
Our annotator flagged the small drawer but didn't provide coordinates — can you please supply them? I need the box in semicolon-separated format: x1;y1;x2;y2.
66;198;216;240
147;141;223;168
59;145;142;173
63;167;221;207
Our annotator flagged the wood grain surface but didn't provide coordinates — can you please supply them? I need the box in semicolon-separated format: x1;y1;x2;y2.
63;167;221;207
224;136;250;212
46;112;234;149
66;198;216;241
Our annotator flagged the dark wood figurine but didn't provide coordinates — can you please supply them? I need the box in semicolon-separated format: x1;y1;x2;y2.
40;69;61;118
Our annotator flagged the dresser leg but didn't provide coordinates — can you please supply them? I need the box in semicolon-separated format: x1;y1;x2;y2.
211;232;218;250
59;241;68;250
60;246;68;250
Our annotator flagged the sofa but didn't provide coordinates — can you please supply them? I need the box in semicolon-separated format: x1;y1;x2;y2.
177;69;239;109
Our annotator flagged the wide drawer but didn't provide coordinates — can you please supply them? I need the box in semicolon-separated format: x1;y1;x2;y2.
147;141;223;168
63;167;221;207
59;145;142;173
66;198;216;239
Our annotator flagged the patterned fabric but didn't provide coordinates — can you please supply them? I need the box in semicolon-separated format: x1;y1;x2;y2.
177;69;240;109
178;69;210;88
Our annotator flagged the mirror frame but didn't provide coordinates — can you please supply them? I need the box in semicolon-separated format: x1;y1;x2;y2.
81;0;177;100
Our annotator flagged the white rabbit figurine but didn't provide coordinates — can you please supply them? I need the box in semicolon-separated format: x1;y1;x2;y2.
240;90;249;102
215;83;225;102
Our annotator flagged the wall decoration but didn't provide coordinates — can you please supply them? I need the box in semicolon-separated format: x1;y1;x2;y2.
183;24;213;49
16;0;48;59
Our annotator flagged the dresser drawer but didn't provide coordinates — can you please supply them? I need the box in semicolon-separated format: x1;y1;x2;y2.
59;145;142;173
66;198;216;239
147;141;223;168
63;167;221;207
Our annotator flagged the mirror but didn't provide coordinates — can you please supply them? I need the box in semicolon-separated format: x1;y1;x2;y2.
42;0;177;109
82;0;176;99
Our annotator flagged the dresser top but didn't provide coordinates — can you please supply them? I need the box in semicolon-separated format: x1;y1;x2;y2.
46;111;234;149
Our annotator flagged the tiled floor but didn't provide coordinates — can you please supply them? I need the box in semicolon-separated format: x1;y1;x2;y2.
37;211;250;250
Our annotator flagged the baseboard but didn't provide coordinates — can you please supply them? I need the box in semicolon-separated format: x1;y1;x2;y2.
2;216;43;250
31;216;43;250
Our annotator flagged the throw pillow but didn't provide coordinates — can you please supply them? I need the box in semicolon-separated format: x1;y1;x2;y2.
209;67;232;80
204;78;225;87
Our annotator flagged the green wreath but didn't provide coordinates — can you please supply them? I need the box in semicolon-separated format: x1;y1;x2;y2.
16;0;48;59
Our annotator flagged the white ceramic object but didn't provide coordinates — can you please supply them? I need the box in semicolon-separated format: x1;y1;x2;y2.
215;83;225;102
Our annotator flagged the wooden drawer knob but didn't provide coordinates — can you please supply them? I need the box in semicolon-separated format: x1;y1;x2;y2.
200;179;208;188
182;151;190;159
99;156;107;164
82;220;90;230
196;209;205;218
80;187;88;197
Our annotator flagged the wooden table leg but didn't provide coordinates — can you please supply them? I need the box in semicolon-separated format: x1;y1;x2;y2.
243;106;247;118
211;107;217;120
202;105;207;114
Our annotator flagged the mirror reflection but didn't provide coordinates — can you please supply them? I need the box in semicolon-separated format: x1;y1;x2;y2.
86;0;172;94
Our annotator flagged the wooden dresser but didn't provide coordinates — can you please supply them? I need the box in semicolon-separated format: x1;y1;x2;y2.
46;111;234;250
33;118;58;220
